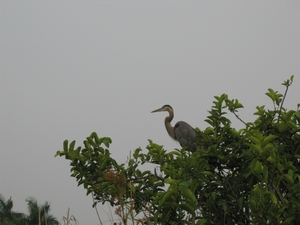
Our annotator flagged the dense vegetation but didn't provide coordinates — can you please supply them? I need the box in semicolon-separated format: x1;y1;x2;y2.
0;195;59;225
56;76;300;224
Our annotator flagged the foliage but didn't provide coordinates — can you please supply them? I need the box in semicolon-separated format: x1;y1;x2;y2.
56;76;300;224
0;194;26;225
0;195;59;225
25;197;60;225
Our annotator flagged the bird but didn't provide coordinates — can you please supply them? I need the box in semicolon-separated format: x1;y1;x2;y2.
151;105;197;152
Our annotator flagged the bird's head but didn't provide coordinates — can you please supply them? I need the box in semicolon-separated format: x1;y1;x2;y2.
151;105;173;113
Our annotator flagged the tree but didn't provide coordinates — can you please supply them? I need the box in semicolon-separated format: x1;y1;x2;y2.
25;197;59;225
56;76;300;224
0;195;59;225
0;194;26;225
0;194;14;223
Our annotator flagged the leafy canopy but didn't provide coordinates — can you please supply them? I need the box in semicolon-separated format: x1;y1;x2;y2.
56;75;300;225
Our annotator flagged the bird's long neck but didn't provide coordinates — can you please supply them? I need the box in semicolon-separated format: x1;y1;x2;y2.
165;109;176;140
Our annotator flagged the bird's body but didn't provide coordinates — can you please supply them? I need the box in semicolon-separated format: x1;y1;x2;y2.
174;121;197;152
151;105;197;152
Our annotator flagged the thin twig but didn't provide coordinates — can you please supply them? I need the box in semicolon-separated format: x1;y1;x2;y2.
232;111;248;127
66;208;69;225
92;192;104;225
129;151;135;225
277;83;290;124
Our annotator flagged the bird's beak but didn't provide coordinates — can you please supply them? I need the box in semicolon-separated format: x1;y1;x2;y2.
151;108;163;113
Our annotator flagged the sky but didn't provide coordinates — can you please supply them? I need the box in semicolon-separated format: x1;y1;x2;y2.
1;1;300;224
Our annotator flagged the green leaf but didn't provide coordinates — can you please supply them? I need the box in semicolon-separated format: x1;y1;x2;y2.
238;197;244;209
254;105;265;116
291;200;300;210
294;154;300;159
160;190;176;206
253;161;263;175
249;199;256;209
263;143;274;152
164;178;177;185
261;135;277;146
248;136;261;146
63;139;69;152
179;203;195;216
91;132;100;143
211;192;216;201
269;193;277;204
266;88;276;102
84;140;92;150
283;174;294;185
133;148;141;159
263;166;268;181
281;217;295;225
249;144;262;153
180;186;197;204
202;171;214;176
54;150;64;157
102;137;112;148
250;158;258;171
69;140;76;152
87;136;96;147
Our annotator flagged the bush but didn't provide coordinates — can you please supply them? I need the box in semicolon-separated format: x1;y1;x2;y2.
56;75;300;225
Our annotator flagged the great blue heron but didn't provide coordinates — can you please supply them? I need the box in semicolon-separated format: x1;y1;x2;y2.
151;105;197;152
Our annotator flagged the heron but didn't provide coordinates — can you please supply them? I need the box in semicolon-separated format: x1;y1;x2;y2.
151;105;197;152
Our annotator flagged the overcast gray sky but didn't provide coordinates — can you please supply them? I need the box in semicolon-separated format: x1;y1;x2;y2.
1;1;300;224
